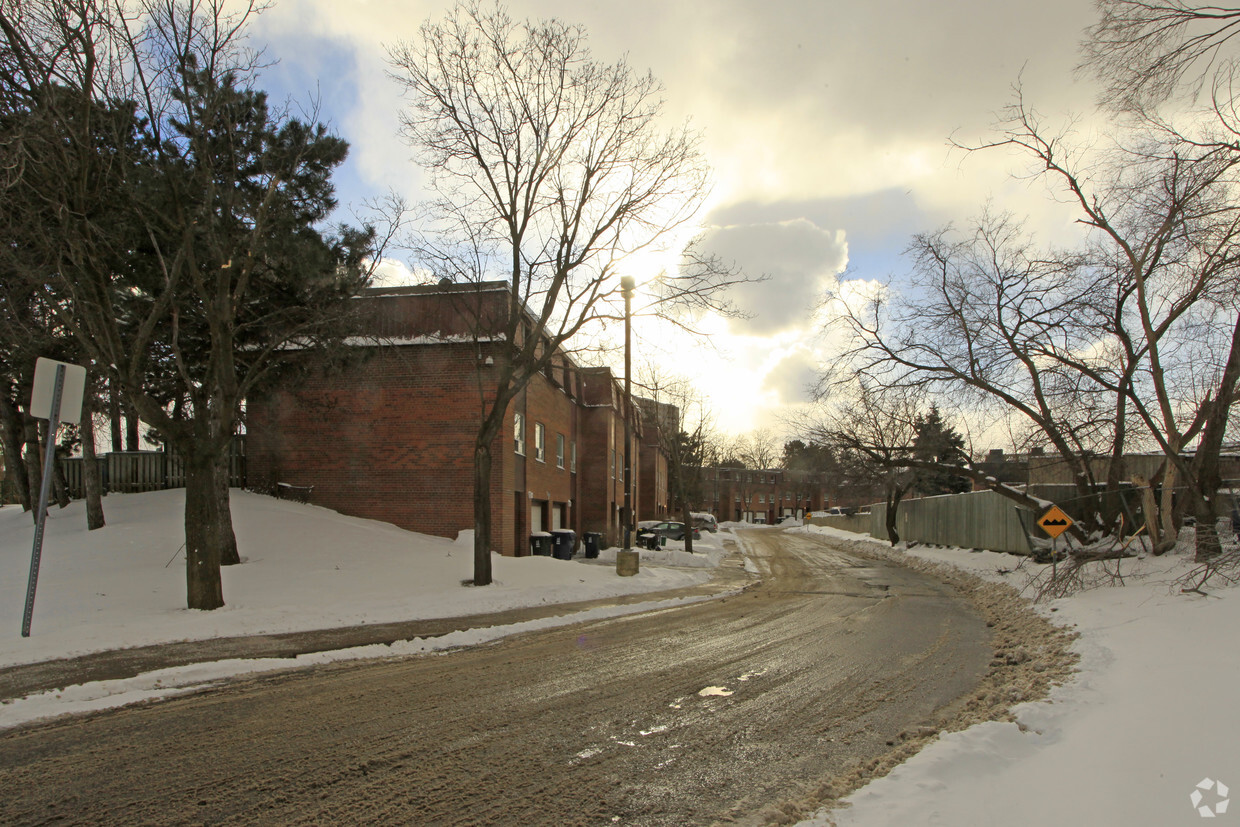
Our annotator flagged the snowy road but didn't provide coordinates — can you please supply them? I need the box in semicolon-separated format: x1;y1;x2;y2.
0;528;993;826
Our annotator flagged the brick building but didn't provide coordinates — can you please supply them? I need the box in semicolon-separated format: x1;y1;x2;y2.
246;283;657;555
695;466;829;524
634;397;674;521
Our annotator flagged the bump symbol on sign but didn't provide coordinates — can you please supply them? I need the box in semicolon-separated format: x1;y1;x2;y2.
1038;506;1074;539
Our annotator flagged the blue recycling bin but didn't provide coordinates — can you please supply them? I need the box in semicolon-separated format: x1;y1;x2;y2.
550;529;576;560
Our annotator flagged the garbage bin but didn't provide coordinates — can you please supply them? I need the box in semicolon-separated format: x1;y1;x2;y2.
583;531;601;559
550;529;576;560
529;532;553;556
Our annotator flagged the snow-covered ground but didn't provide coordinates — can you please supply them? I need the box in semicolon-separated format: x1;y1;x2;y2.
794;524;1240;827
3;494;1238;825
0;490;729;728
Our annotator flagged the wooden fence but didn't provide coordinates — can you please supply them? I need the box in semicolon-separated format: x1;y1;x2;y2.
809;489;1034;555
59;439;246;499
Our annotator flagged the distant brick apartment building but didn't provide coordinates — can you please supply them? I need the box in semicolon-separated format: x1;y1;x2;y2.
246;282;665;555
629;397;830;524
697;467;829;524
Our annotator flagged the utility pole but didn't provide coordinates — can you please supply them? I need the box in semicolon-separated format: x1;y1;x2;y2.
617;276;639;576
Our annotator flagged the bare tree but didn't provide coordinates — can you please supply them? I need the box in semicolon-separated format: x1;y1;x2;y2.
838;89;1240;558
798;382;920;544
737;429;782;472
798;380;1054;543
984;100;1240;559
636;367;720;552
1080;0;1240;561
830;202;1131;533
1082;0;1240;110
387;1;740;585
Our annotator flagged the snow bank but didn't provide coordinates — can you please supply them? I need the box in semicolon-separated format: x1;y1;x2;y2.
0;490;713;669
594;528;729;569
796;527;1240;827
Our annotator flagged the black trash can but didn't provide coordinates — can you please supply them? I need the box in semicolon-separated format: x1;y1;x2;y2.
583;531;601;559
529;532;553;556
550;529;576;560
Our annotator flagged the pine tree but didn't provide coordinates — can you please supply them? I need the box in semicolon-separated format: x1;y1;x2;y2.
911;406;971;496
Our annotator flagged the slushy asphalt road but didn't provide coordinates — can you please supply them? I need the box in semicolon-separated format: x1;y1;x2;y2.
0;528;992;826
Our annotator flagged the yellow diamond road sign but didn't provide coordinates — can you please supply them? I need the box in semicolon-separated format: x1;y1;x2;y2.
1038;505;1074;539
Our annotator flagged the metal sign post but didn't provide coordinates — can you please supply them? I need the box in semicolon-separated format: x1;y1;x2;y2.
22;358;87;637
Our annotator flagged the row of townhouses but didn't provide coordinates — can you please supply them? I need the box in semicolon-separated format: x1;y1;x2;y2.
245;282;832;554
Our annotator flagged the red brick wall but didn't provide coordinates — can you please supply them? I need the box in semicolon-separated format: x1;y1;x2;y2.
247;288;665;556
247;343;508;545
248;344;597;556
697;469;829;523
578;370;628;547
514;366;580;549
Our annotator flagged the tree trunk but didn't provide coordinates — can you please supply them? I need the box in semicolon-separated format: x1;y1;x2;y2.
46;421;70;509
1158;463;1178;553
1132;474;1160;550
885;488;902;545
81;389;106;530
681;499;694;553
22;412;42;523
1193;500;1223;562
473;439;494;586
109;378;123;452
183;449;225;610
216;449;240;565
125;406;139;451
0;394;31;510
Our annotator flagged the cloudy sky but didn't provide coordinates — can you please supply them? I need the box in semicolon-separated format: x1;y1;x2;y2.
250;0;1105;435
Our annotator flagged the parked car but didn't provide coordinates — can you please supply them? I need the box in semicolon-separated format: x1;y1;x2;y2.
691;512;718;533
637;521;700;544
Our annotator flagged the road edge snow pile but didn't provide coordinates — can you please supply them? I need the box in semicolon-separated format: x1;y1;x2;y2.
769;533;1080;826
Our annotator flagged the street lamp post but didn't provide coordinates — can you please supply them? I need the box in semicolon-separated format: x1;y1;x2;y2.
617;276;640;576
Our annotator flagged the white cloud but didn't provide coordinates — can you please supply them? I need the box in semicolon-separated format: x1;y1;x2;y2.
700;218;848;335
244;0;1114;434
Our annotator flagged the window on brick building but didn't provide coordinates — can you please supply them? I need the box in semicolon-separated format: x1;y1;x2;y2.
534;422;545;462
610;449;616;480
556;433;565;468
514;412;525;455
734;492;740;502
759;494;765;503
570;440;577;472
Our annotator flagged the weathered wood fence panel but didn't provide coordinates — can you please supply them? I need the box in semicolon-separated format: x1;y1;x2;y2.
809;489;1033;554
874;489;1032;554
107;452;168;493
58;439;245;499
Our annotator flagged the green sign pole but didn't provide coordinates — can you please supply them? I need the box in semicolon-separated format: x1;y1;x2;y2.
22;364;66;637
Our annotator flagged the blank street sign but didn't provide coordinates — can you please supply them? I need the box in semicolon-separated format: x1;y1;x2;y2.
30;358;87;424
1038;505;1074;539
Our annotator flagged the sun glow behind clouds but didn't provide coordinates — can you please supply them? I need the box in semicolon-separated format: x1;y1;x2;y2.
250;0;1104;438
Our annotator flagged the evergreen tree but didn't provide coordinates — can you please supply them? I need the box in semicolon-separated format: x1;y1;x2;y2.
0;3;376;609
911;406;970;496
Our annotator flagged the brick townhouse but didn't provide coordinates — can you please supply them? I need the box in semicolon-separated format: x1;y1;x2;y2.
634;397;674;522
246;282;660;555
698;466;829;524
